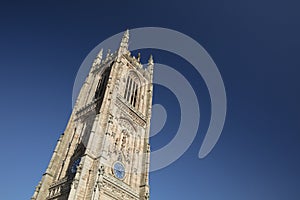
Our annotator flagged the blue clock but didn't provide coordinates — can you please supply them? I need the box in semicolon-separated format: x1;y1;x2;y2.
113;161;125;179
71;158;81;174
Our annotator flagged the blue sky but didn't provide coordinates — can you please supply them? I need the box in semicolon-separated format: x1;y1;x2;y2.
0;0;299;199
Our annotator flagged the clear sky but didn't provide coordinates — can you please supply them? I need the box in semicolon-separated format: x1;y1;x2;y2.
0;0;299;199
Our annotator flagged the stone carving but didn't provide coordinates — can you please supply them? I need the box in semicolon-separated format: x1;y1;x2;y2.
125;147;132;164
119;117;136;133
144;192;150;200
46;177;71;200
72;162;83;189
115;96;146;128
93;165;105;193
102;176;139;200
75;99;98;120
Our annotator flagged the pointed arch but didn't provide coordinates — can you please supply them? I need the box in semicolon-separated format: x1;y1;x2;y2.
119;116;137;133
124;70;142;108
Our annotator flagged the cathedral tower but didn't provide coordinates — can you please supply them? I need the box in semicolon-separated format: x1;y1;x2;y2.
32;30;153;200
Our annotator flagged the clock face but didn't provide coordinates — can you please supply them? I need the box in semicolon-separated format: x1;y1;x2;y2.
71;158;81;174
113;161;125;179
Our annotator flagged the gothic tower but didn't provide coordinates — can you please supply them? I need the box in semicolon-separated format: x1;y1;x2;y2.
32;30;153;200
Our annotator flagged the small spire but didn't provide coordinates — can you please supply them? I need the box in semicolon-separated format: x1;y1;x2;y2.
137;52;141;62
147;54;154;79
118;29;130;56
121;29;129;48
148;54;153;65
106;49;111;59
93;48;103;66
123;29;129;39
97;48;103;59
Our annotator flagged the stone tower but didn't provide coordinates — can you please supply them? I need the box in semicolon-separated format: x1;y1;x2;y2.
32;30;153;200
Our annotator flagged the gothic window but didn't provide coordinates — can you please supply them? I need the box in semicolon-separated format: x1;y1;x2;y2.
124;71;141;108
67;142;86;179
95;67;111;100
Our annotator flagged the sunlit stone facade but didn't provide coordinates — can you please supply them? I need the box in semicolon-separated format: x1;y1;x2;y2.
32;30;153;200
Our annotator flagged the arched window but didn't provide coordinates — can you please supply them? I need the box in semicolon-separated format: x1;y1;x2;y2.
124;72;141;108
94;66;112;114
95;67;111;100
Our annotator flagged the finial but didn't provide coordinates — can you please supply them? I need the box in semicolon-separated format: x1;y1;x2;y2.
148;54;153;65
106;49;111;58
97;48;103;59
147;54;154;79
118;29;130;57
137;52;141;62
121;29;129;46
124;29;129;39
93;48;103;66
